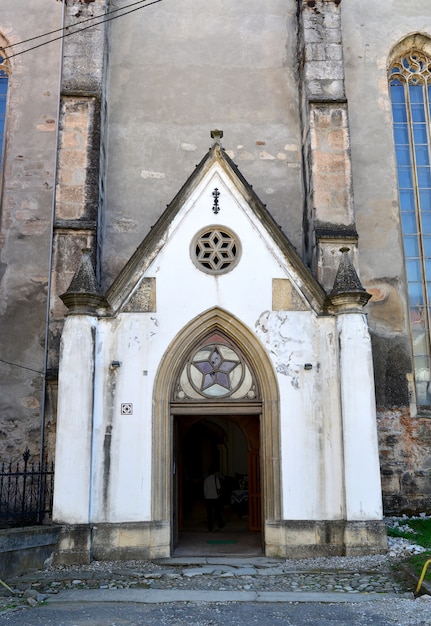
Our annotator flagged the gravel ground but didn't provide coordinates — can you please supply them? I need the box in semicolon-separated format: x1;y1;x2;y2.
1;531;431;624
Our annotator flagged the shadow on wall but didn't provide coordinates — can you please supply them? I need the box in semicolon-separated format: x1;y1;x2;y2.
371;333;411;407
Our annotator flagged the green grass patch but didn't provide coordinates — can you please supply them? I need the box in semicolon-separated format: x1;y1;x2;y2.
388;518;431;582
388;518;431;548
407;552;431;579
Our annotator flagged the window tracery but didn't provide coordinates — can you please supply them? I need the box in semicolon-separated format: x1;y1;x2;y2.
389;46;431;408
191;227;241;275
173;332;258;401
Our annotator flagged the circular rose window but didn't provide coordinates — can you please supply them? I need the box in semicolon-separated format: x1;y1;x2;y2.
191;227;241;274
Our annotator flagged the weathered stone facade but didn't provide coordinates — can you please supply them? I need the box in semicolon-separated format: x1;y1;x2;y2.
378;409;431;514
1;0;431;543
0;0;62;462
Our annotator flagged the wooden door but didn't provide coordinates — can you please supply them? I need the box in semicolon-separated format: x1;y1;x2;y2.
173;417;179;546
248;448;261;531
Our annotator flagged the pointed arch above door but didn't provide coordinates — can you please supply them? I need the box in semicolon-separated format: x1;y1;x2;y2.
152;307;281;541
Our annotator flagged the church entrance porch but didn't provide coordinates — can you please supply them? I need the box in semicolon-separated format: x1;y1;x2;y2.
173;414;262;556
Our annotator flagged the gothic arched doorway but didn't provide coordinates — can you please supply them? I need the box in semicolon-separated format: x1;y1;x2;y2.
152;308;280;556
174;414;261;554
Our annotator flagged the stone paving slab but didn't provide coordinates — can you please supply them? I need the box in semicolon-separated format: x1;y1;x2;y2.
0;554;414;614
46;588;413;605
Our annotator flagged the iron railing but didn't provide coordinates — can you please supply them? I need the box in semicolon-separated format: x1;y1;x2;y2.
0;448;54;527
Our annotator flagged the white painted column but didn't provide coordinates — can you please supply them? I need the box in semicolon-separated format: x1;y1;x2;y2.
52;314;97;523
337;312;383;520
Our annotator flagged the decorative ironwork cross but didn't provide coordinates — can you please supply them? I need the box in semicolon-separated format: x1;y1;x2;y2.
212;188;220;214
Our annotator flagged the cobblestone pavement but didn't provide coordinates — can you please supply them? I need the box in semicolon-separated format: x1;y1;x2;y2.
0;555;413;614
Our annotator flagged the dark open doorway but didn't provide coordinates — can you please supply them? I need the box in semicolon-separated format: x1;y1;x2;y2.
174;415;262;556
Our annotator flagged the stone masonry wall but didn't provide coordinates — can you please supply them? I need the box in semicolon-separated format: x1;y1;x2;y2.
298;0;358;293
378;409;431;515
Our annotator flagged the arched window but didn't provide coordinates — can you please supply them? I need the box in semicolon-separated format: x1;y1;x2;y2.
0;50;9;170
389;43;431;409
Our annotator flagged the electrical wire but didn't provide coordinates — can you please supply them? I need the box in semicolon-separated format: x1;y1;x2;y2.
3;0;163;62
4;0;152;50
0;358;44;375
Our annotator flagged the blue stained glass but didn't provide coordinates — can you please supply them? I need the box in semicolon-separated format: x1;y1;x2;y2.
419;189;431;211
415;145;430;166
391;83;406;102
0;74;6;170
404;236;420;257
401;212;417;234
395;145;411;166
219;361;236;373
411;103;426;123
197;362;213;374
421;213;431;233
413;125;428;144
392;103;408;122
397;167;413;187
406;259;422;281
424;236;431;256
408;282;424;305
409;84;425;103
394;123;410;144
417;168;431;187
425;259;431;279
400;189;415;211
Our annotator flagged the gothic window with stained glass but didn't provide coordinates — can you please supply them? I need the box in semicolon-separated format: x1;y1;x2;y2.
389;48;431;408
173;332;258;401
0;51;9;170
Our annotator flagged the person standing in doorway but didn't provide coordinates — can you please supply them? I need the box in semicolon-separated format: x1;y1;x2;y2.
204;466;225;532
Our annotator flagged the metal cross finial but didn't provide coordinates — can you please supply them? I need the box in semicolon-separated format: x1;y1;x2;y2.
210;129;223;144
212;188;220;214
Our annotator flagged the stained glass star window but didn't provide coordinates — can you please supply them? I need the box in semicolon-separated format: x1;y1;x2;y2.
193;346;237;392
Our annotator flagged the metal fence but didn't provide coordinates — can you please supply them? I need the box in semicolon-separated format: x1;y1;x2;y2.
0;448;54;527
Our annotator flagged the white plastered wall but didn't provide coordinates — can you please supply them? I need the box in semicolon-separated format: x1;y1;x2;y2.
54;161;382;528
87;165;348;524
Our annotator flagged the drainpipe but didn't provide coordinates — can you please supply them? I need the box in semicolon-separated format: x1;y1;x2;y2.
38;0;65;517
